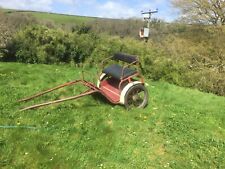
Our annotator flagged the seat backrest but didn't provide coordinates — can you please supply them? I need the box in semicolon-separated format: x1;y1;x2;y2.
113;53;138;64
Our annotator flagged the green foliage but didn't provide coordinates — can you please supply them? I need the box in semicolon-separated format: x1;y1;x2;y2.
4;25;98;64
0;62;225;168
158;25;225;96
89;18;143;38
0;10;37;60
76;24;92;34
3;24;225;96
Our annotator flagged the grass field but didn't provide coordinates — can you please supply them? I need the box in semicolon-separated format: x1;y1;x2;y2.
2;9;96;24
0;62;225;168
26;11;95;24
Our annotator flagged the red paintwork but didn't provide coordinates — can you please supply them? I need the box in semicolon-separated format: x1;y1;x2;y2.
100;78;121;103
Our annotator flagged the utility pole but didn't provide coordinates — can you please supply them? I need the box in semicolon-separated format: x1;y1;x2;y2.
139;9;158;41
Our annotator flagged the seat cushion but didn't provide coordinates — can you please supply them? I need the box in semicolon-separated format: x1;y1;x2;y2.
103;64;137;80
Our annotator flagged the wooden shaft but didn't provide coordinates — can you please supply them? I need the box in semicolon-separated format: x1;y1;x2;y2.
20;90;97;111
18;80;81;102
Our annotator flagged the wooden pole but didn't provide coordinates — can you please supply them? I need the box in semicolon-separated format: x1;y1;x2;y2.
18;80;81;102
20;90;97;111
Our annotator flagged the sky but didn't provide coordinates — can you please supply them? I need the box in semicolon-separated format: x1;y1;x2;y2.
0;0;179;22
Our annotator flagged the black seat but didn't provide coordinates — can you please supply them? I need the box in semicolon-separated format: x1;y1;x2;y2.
103;64;137;80
113;53;138;63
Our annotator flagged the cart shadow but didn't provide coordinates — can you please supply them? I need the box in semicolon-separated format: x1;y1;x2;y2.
91;93;117;107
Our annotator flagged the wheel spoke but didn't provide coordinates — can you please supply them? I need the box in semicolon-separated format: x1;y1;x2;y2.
127;88;144;107
125;84;148;109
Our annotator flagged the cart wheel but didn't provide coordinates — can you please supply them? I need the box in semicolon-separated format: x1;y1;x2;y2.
124;84;148;109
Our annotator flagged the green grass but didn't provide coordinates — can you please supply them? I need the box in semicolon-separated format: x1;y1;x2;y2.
1;9;95;24
0;62;225;168
27;12;95;24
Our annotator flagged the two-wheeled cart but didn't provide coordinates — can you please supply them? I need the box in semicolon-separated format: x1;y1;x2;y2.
19;53;149;111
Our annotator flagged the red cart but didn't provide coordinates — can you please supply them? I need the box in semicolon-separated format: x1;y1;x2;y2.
19;53;149;111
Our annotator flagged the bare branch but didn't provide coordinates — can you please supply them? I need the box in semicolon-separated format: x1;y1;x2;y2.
172;0;225;25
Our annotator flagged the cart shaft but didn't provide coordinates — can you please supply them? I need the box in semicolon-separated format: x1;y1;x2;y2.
18;80;82;102
20;89;97;111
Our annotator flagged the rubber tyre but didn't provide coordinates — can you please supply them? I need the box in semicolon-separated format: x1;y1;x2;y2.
124;84;149;109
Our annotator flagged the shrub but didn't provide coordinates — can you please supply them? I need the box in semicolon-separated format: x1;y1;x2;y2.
0;10;37;61
4;25;98;64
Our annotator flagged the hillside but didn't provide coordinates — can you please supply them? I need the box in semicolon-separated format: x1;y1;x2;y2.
0;62;225;168
1;8;98;24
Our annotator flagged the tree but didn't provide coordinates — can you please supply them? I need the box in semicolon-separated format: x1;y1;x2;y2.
172;0;225;25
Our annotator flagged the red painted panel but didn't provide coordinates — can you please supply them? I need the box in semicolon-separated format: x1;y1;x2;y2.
100;78;121;103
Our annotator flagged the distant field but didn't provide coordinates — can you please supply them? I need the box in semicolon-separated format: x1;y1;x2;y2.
26;11;95;24
1;9;96;24
0;62;225;168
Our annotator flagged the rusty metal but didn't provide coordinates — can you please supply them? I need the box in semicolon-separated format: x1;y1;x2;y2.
19;80;100;111
18;80;81;102
20;89;97;111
